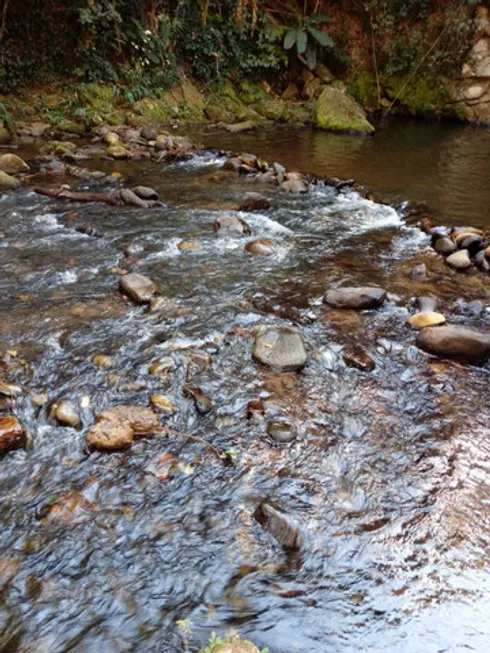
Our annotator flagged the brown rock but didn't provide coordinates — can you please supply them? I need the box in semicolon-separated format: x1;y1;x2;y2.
213;214;250;236
0;153;29;174
86;418;134;451
119;272;158;303
99;405;160;434
245;239;275;256
0;416;27;455
183;386;213;414
325;286;387;310
417;325;490;363
434;236;457;255
253;326;307;371
238;195;271;212
54;401;80;427
342;346;375;371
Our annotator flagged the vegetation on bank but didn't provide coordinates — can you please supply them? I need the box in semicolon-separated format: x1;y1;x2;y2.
0;0;481;127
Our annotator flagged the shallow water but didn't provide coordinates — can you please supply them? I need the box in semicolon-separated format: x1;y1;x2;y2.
1;122;490;653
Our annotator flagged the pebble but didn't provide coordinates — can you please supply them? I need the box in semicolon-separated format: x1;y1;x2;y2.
183;386;213;415
92;354;113;369
133;185;158;200
267;419;297;443
54;401;80;427
342;345;376;371
149;358;175;375
445;249;471;269
245;239;275;256
407;312;446;329
434;236;456;255
150;395;176;414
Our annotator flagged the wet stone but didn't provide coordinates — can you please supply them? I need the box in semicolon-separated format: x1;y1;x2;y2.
245;239;275;256
132;185;158;200
213;214;250;236
267;419;297;443
238;195;271;212
254;502;303;551
416;295;437;312
54;401;80;427
407;312;446;329
324;286;387;310
150;395;176;414
342;345;376;371
434;236;457;255
99;405;160;435
253;326;307;371
0;416;27;455
0;153;29;174
149;358;175;375
183;386;213;415
280;177;308;193
86;418;134;452
121;188;148;208
119;272;157;303
417;325;490;364
460;234;484;255
475;250;490;271
446;249;471;270
246;398;265;420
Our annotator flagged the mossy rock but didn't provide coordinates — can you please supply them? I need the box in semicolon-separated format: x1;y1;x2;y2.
43;140;77;156
257;99;286;121
77;84;115;109
206;104;235;123
0;170;20;190
133;98;174;123
383;75;450;117
348;71;380;110
239;80;268;105
57;120;86;135
315;86;375;133
0;127;10;144
282;102;313;124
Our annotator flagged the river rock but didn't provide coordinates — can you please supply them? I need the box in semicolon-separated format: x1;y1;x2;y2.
446;249;472;270
0;171;20;191
119;272;157;303
316;86;375;133
54;401;80;427
104;132;120;146
238;195;271;212
225;121;257;133
324;286;387;310
475;249;490;271
253;326;307;371
267;419;297;443
99;405;160;434
0;416;27;455
434;236;457;255
183;386;213;415
254;502;303;550
121;188;149;208
0;154;29;174
407;312;446;329
86;418;134;451
133;185;158;200
105;145;129;160
417;325;490;363
280;177;308;193
141;125;157;141
150;395;176;414
410;263;428;281
342;345;376;371
245;239;275;256
149;358;175;375
213;214;250;236
460;234;484;255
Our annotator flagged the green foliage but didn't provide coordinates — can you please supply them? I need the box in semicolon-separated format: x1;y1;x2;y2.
383;73;450;116
282;13;336;70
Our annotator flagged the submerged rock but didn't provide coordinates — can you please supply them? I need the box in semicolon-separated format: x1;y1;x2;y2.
0;153;29;174
213;214;250;236
183;386;213;415
417;325;490;363
99;405;160;434
409;263;428;281
86;418;134;452
253;326;307;371
0;171;20;191
342;345;376;371
245;239;275;256
267;419;297;443
446;249;471;270
254;502;303;550
119;272;157;303
407;312;446;329
54;401;80;427
324;286;387;310
0;416;27;455
280;176;308;193
315;87;375;133
238;195;271;212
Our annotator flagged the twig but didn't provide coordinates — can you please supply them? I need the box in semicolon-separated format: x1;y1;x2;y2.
155;427;227;463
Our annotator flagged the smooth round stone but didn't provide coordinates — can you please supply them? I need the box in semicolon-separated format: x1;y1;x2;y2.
445;249;471;270
253;326;307;371
245;239;275;256
475;250;490;271
267;420;297;443
417;325;490;364
460;234;484;255
119;273;158;303
407;312;446;329
150;395;176;414
0;153;29;174
120;188;148;207
324;286;387;310
434;236;456;255
0;416;26;455
133;185;158;200
213;214;250;236
54;401;80;427
149;358;175;375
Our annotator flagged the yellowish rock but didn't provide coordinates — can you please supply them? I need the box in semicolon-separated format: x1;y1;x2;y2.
150;395;176;414
92;354;113;369
407;312;446;329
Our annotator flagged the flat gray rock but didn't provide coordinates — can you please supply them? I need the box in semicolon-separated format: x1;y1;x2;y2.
120;272;157;303
253;326;307;371
446;249;471;269
325;286;387;310
417;325;490;364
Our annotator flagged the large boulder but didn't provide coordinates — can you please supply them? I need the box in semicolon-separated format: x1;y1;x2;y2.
0;153;29;174
315;87;374;133
253;326;307;371
0;416;27;455
324;286;386;310
417;325;490;363
119;273;158;303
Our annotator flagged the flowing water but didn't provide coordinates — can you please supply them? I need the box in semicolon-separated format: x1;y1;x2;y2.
1;120;490;653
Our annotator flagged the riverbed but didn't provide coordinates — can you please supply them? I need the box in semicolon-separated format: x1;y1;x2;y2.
1;119;490;653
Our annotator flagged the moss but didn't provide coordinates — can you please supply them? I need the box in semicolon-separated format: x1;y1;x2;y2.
315;86;375;133
348;71;379;110
383;75;450;117
239;80;268;105
57;120;86;135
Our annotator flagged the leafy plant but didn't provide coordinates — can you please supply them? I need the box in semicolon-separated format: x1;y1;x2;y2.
282;13;334;70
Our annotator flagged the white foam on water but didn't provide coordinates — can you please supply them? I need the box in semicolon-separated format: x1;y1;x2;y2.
33;213;62;231
238;211;293;235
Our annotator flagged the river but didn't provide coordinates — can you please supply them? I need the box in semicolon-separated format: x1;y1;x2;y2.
0;119;489;652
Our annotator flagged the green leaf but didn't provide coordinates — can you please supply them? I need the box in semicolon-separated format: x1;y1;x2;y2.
306;43;317;70
283;29;297;50
296;30;308;55
308;27;334;49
